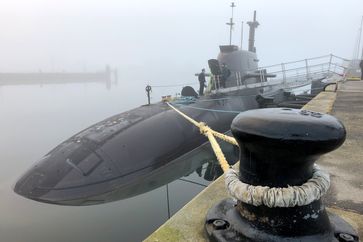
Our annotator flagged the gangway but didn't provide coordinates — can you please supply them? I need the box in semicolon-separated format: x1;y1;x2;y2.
215;54;351;94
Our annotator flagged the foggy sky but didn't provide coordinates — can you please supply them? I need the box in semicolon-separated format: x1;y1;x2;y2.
0;0;362;86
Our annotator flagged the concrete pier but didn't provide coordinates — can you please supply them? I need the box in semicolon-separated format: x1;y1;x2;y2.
144;80;363;241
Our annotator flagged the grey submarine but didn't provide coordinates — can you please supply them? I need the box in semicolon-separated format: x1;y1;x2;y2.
13;12;326;206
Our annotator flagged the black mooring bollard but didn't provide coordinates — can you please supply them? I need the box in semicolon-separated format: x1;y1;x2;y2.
205;108;359;242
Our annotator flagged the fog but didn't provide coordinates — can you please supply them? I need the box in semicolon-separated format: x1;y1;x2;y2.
0;0;362;87
0;2;362;241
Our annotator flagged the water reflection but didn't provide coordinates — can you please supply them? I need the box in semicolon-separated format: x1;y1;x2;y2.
196;160;223;181
0;81;236;241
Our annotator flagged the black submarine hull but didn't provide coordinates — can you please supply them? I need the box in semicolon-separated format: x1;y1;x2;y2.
14;86;273;205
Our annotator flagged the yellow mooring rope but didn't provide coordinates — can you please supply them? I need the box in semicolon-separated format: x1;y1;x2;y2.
166;102;238;172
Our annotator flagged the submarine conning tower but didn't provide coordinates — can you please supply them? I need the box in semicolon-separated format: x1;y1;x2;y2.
217;45;258;81
211;11;260;89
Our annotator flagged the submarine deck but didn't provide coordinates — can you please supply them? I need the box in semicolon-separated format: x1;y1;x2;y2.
144;80;363;241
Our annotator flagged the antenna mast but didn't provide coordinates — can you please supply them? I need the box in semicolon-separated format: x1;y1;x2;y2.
226;2;236;45
247;10;259;53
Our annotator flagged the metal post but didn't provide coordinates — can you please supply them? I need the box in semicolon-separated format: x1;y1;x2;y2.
216;75;220;90
281;63;286;85
237;72;241;86
166;184;171;219
328;54;333;75
305;59;310;80
238;72;242;86
213;75;217;91
145;85;152;105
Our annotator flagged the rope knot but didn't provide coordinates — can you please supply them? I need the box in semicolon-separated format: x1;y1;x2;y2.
199;122;209;135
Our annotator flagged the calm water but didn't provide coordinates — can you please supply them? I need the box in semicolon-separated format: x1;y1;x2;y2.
0;80;226;242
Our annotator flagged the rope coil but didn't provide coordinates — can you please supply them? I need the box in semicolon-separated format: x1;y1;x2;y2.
225;165;330;208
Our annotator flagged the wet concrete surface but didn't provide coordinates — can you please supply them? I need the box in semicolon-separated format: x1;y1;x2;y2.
319;81;363;215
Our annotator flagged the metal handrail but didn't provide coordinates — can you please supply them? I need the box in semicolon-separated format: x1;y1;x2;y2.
227;54;351;92
210;54;354;94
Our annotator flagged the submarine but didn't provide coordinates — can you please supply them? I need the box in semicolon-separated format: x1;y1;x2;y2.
13;10;326;206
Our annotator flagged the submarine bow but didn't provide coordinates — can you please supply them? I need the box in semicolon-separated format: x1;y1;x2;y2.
14;95;250;205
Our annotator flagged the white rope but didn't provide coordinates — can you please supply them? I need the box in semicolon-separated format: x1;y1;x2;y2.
225;165;330;208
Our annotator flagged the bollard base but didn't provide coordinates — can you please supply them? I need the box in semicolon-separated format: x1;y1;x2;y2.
205;198;359;242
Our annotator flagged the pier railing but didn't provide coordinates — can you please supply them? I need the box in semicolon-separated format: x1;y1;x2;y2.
153;54;351;96
231;54;350;91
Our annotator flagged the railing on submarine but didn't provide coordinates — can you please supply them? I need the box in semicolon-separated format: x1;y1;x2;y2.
212;54;350;94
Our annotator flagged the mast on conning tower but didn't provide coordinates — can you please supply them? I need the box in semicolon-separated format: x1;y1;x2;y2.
247;11;259;53
226;2;236;46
